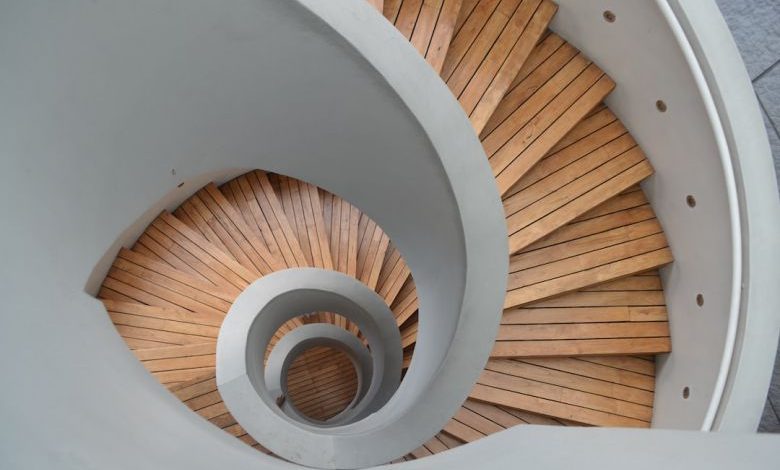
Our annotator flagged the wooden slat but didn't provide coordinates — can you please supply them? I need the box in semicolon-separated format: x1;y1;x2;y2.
470;356;655;427
274;174;334;270
356;215;390;290
493;271;671;357
505;190;673;308
441;0;557;133
503;108;655;254
376;244;412;305
287;346;358;421
481;33;616;195
390;0;464;73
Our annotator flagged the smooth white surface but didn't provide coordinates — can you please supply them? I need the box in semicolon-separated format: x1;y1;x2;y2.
669;0;780;432
551;0;742;430
217;269;404;467
0;0;507;467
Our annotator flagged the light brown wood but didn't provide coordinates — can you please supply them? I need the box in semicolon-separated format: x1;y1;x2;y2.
505;191;673;308
287;346;358;421
481;34;616;195
470;356;655;427
95;10;683;459
503;109;655;254
442;0;557;133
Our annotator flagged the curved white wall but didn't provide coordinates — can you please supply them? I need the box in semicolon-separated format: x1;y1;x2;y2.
0;0;507;467
1;0;779;468
550;0;780;431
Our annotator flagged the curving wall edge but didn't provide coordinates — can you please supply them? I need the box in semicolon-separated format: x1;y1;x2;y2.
0;0;506;467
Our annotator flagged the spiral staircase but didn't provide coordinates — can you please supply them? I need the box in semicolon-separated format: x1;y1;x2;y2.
1;0;779;469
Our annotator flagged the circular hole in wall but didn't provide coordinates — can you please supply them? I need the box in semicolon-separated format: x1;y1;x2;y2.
656;100;668;112
286;345;358;422
603;10;616;22
696;294;704;307
682;386;691;399
686;195;696;208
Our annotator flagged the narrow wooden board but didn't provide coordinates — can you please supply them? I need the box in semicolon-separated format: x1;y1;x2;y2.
441;0;557;134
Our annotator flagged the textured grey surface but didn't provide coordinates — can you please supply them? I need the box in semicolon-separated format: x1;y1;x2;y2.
716;0;780;433
715;0;780;80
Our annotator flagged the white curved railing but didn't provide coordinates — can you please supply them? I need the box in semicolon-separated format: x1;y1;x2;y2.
1;0;779;468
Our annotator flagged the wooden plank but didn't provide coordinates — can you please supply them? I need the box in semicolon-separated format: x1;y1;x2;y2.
471;364;653;427
504;190;673;308
479;31;617;195
442;0;557;133
275;175;334;270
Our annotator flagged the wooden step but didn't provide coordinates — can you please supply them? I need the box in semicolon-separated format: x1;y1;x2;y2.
216;171;307;269
505;188;673;309
503;106;654;254
101;299;219;349
169;372;272;454
470;356;655;427
376;244;412;306
441;0;557;133
272;174;334;270
132;212;259;290
493;271;671;357
287;346;358;421
133;342;216;386
481;33;616;195
384;0;465;73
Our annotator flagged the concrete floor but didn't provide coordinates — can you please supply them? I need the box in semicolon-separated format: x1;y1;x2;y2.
715;0;780;433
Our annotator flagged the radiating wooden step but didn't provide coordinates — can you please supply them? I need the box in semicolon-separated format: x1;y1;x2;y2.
133;342;216;387
505;188;673;309
287;346;359;421
441;0;557;133
405;432;463;460
384;0;464;73
481;32;616;195
376;244;412;306
272;174;334;270
392;277;419;327
217;171;309;268
493;271;671;357
402;399;566;459
101;248;233;318
169;372;273;454
470;356;656;427
503;106;654;254
102;299;220;351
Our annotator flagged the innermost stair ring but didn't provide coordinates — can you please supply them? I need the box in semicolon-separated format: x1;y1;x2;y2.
264;323;373;425
216;268;402;466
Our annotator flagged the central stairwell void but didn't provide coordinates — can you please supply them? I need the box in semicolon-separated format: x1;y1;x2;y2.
95;1;679;466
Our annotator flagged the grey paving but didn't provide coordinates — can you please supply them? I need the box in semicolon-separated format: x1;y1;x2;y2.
715;0;780;80
716;0;780;433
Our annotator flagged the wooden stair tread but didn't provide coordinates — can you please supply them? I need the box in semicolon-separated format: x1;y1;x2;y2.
469;356;655;427
503;107;655;254
493;272;671;357
97;5;681;457
481;32;616;195
505;189;673;308
384;0;464;73
441;0;557;134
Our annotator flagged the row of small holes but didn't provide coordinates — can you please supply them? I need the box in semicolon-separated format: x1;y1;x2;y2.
604;8;694;404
